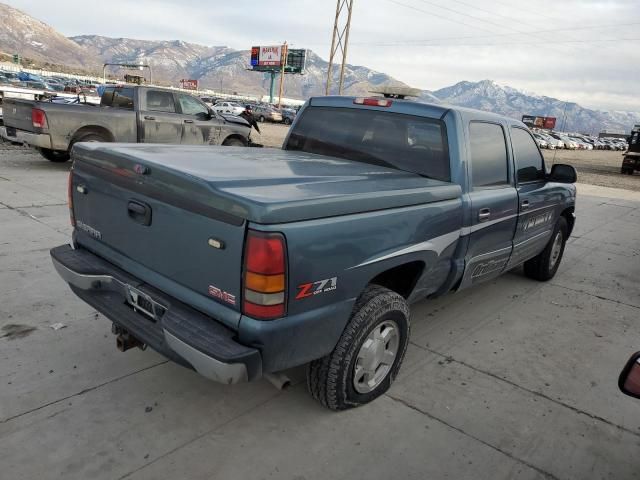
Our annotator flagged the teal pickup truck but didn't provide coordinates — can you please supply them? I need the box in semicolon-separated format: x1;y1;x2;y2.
50;95;577;410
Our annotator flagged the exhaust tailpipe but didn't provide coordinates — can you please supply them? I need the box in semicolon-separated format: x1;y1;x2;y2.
264;372;291;390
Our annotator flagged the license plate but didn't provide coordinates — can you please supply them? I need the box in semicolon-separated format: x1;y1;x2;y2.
6;127;16;137
126;286;158;320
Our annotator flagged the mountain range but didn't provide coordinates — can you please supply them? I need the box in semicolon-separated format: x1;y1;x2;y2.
1;2;638;133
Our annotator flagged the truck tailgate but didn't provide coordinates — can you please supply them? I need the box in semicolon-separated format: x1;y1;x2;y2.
2;98;36;132
71;145;247;323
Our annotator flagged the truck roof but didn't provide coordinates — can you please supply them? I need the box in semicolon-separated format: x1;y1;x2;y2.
308;95;519;125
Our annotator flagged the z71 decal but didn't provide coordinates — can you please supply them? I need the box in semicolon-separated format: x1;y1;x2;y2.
296;277;338;300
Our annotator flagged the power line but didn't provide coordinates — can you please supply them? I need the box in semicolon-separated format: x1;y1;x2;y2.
384;0;497;33
413;0;532;35
348;21;640;46
383;0;635;54
358;36;640;48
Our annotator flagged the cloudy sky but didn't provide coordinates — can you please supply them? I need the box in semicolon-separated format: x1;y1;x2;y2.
8;0;640;111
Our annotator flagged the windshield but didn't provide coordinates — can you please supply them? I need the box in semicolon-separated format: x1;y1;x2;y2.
285;106;450;181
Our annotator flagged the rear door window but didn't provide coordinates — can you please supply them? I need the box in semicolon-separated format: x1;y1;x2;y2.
469;122;509;188
146;90;176;113
511;127;546;183
286;106;450;181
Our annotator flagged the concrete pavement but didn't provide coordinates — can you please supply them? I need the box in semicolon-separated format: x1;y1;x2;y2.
1;144;639;480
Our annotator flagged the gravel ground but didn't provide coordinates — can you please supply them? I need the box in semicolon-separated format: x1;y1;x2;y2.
253;123;640;192
544;149;639;192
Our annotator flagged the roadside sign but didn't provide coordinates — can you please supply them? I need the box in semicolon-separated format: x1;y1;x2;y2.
180;79;198;90
522;115;556;130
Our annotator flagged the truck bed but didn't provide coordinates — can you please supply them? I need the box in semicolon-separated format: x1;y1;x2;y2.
73;143;462;224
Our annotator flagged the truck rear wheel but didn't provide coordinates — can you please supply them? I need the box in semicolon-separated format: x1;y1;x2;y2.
222;137;246;147
73;132;108;143
307;285;410;410
524;216;568;281
38;148;70;163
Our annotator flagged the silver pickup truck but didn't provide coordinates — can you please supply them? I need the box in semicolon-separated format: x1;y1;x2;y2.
0;85;251;162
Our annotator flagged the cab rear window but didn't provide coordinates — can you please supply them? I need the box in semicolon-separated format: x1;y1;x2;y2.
101;87;135;110
285;106;450;181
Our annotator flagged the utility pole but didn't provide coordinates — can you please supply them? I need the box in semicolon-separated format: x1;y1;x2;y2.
325;0;354;95
277;42;288;107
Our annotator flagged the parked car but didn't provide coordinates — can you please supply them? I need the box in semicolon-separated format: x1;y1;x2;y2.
533;133;550;149
0;85;251;162
280;107;297;125
0;71;21;84
213;101;245;116
250;104;283;123
540;133;562;149
50;94;577;410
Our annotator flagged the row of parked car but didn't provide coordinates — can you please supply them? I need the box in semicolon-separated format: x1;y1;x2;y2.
532;130;628;151
201;97;298;125
0;70;98;93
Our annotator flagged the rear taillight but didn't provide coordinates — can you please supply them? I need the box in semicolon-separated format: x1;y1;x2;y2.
243;230;286;320
32;108;47;129
354;97;393;107
67;170;75;226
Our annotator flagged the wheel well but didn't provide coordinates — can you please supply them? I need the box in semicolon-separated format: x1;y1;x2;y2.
369;261;425;299
561;206;575;236
222;134;248;146
71;126;115;145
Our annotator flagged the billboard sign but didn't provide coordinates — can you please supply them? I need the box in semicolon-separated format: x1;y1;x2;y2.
250;46;307;74
522;115;556;130
180;79;198;90
258;45;283;66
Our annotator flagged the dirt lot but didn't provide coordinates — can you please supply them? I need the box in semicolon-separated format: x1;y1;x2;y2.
1;140;640;479
254;123;640;192
545;149;639;192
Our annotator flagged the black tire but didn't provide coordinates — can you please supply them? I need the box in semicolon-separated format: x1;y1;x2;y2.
258;115;265;123
307;285;410;410
222;137;245;147
524;216;568;281
283;117;292;125
73;133;108;143
38;148;70;163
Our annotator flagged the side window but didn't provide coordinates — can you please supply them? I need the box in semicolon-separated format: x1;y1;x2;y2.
177;94;209;116
511;127;545;183
469;122;509;187
101;87;134;110
146;90;176;113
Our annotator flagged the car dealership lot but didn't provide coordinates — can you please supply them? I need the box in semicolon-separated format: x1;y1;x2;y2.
1;142;639;480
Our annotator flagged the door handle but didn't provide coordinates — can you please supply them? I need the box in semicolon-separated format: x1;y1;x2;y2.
521;200;530;210
478;208;491;222
144;116;156;121
184;119;194;124
127;200;152;226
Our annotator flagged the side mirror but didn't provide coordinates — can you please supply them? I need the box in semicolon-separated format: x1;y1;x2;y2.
619;352;640;399
548;163;577;183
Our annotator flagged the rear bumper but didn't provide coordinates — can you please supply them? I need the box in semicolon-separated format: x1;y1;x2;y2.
50;244;261;384
0;126;52;149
